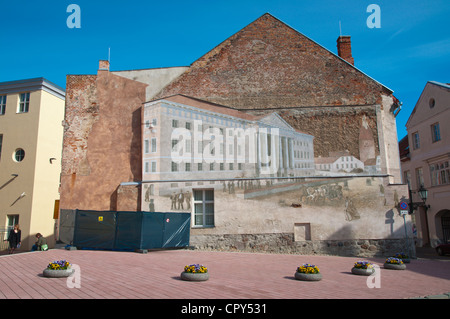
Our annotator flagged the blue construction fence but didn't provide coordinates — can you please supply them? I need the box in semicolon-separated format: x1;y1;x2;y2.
66;210;191;251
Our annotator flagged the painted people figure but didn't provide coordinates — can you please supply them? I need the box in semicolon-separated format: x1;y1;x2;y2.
177;191;185;210
184;191;192;210
345;197;360;221
170;193;177;210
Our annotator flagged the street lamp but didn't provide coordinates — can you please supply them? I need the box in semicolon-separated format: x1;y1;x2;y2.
418;186;428;204
415;185;431;246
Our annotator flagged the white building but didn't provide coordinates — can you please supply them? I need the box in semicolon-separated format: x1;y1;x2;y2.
315;151;364;173
142;95;314;196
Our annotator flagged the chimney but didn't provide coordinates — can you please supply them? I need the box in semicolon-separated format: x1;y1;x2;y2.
337;36;354;65
99;60;110;71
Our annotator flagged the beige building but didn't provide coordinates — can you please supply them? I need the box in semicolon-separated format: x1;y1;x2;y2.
401;81;450;247
0;78;65;251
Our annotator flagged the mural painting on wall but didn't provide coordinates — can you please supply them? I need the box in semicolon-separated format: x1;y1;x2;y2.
141;99;393;225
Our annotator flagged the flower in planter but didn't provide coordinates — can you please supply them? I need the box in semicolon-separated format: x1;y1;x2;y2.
296;263;320;274
385;257;404;265
353;261;374;269
184;264;208;273
47;260;71;270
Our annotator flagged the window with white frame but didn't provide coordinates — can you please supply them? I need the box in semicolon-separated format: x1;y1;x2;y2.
416;167;424;188
0;95;6;115
193;189;214;227
144;139;149;154
18;92;30;113
412;132;420;150
431;123;441;143
151;138;157;153
430;161;449;186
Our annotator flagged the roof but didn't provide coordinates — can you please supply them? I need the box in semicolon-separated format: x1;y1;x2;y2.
145;94;256;121
398;135;410;162
154;12;394;103
406;80;450;128
0;77;65;100
145;94;313;137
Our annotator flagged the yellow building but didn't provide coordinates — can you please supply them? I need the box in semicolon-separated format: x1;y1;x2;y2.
0;78;65;251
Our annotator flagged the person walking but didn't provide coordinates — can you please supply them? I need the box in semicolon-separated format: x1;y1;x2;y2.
7;224;21;254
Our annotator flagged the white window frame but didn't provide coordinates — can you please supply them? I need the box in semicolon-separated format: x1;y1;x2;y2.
192;189;214;228
18;92;30;113
0;95;6;115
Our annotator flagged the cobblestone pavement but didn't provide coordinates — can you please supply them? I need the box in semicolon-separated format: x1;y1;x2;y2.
0;248;449;301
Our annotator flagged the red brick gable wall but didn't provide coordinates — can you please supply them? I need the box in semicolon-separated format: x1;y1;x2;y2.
155;13;388;109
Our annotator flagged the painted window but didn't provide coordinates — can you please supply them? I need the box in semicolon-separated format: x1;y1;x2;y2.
151;138;157;153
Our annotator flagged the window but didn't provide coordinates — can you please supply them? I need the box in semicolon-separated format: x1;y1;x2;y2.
431;123;441;143
14;149;25;162
185;122;191;130
412;132;420;150
0;95;6;115
151;138;157;153
430;161;449;186
6;215;19;233
18;93;30;113
429;98;435;108
171;161;178;172
144;162;149;173
210;163;214;171
198;163;203;171
404;170;411;189
193;189;214;227
171;139;179;152
185;163;191;172
151;161;156;173
172;119;178;128
144;139;149;154
416;167;424;188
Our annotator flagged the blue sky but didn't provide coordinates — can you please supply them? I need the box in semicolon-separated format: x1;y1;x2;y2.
1;1;449;140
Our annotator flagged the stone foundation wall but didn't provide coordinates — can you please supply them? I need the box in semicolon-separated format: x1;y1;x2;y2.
190;233;415;258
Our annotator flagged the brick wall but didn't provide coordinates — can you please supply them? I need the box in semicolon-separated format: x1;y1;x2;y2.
60;71;147;211
155;13;388;110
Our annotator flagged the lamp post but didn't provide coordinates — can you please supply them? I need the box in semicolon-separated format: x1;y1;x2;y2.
416;186;431;246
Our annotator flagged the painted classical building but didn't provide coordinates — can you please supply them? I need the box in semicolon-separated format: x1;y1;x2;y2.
60;14;411;257
0;78;65;250
400;81;450;247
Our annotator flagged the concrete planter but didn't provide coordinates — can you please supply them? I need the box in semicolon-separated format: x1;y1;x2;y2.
351;267;375;276
180;271;209;281
43;268;74;278
294;272;322;281
384;263;406;270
